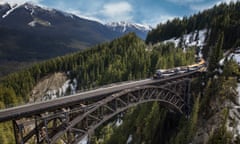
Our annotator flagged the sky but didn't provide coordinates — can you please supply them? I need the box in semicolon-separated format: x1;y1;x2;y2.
0;0;239;27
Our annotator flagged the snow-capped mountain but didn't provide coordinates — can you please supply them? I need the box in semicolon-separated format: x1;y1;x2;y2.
106;21;152;39
0;2;150;68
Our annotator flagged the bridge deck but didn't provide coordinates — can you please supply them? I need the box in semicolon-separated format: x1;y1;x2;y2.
0;70;200;122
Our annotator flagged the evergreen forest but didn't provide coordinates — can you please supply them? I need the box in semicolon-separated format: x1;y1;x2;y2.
1;1;240;144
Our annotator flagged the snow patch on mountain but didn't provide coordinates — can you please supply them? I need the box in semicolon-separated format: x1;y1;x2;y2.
28;17;51;27
60;11;74;19
106;21;152;39
24;4;35;15
106;21;152;32
2;3;20;18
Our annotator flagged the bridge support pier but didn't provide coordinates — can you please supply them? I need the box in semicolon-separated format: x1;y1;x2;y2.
183;79;191;117
35;116;40;144
12;120;24;144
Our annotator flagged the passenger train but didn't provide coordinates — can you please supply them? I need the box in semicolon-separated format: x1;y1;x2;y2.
153;58;206;79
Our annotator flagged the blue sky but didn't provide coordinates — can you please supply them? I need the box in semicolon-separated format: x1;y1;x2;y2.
0;0;239;26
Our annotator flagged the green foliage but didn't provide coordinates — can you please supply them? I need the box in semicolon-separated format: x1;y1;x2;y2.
0;32;196;143
223;58;240;79
152;42;195;69
0;122;14;144
94;102;165;144
201;75;237;118
0;33;195;108
147;2;240;58
0;85;18;107
91;42;195;144
170;96;200;144
208;32;224;73
207;108;233;144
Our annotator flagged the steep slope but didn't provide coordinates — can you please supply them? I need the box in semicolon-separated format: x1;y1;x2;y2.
0;3;118;61
0;3;151;76
146;2;240;58
146;2;240;144
0;32;196;144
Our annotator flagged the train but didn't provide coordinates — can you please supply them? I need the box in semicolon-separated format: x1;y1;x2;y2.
153;58;206;79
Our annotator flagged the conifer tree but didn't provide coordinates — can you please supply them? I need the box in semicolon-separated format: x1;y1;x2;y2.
208;32;224;73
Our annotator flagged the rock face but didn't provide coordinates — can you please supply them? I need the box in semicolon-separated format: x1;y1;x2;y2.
192;82;240;144
227;83;240;140
30;72;67;102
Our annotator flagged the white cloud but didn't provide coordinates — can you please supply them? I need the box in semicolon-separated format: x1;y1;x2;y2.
143;14;176;28
68;10;104;24
190;0;240;11
190;3;215;11
0;0;42;6
167;0;204;4
217;0;239;4
101;1;133;22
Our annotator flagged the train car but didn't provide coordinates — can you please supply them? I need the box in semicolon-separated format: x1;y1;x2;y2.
153;58;206;79
187;58;205;71
153;69;176;79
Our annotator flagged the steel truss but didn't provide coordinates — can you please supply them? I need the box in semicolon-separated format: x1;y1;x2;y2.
12;78;191;144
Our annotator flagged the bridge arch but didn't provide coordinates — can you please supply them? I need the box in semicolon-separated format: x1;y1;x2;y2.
50;85;188;144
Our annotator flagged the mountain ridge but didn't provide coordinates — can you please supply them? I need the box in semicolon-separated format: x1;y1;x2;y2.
106;21;152;39
0;2;150;76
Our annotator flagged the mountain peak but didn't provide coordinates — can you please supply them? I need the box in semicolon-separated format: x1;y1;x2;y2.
106;21;152;32
105;21;151;39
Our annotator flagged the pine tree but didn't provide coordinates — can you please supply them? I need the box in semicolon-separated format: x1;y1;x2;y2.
208;32;224;73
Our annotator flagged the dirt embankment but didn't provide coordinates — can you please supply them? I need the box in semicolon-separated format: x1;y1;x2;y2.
30;72;67;102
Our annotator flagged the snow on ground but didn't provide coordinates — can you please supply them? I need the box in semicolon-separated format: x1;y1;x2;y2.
164;29;207;48
70;78;78;94
219;58;225;66
78;135;88;144
226;51;240;138
163;29;208;58
164;37;180;47
41;79;71;101
127;134;133;144
220;48;240;66
116;118;123;127
61;80;71;96
227;83;240;138
232;53;240;64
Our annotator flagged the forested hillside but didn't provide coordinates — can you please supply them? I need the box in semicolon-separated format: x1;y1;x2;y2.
146;2;240;57
0;33;195;143
1;1;240;144
144;2;240;144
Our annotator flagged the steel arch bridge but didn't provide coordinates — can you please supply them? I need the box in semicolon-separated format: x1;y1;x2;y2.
9;78;191;144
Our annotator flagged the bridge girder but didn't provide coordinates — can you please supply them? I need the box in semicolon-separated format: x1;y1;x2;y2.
12;78;191;144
